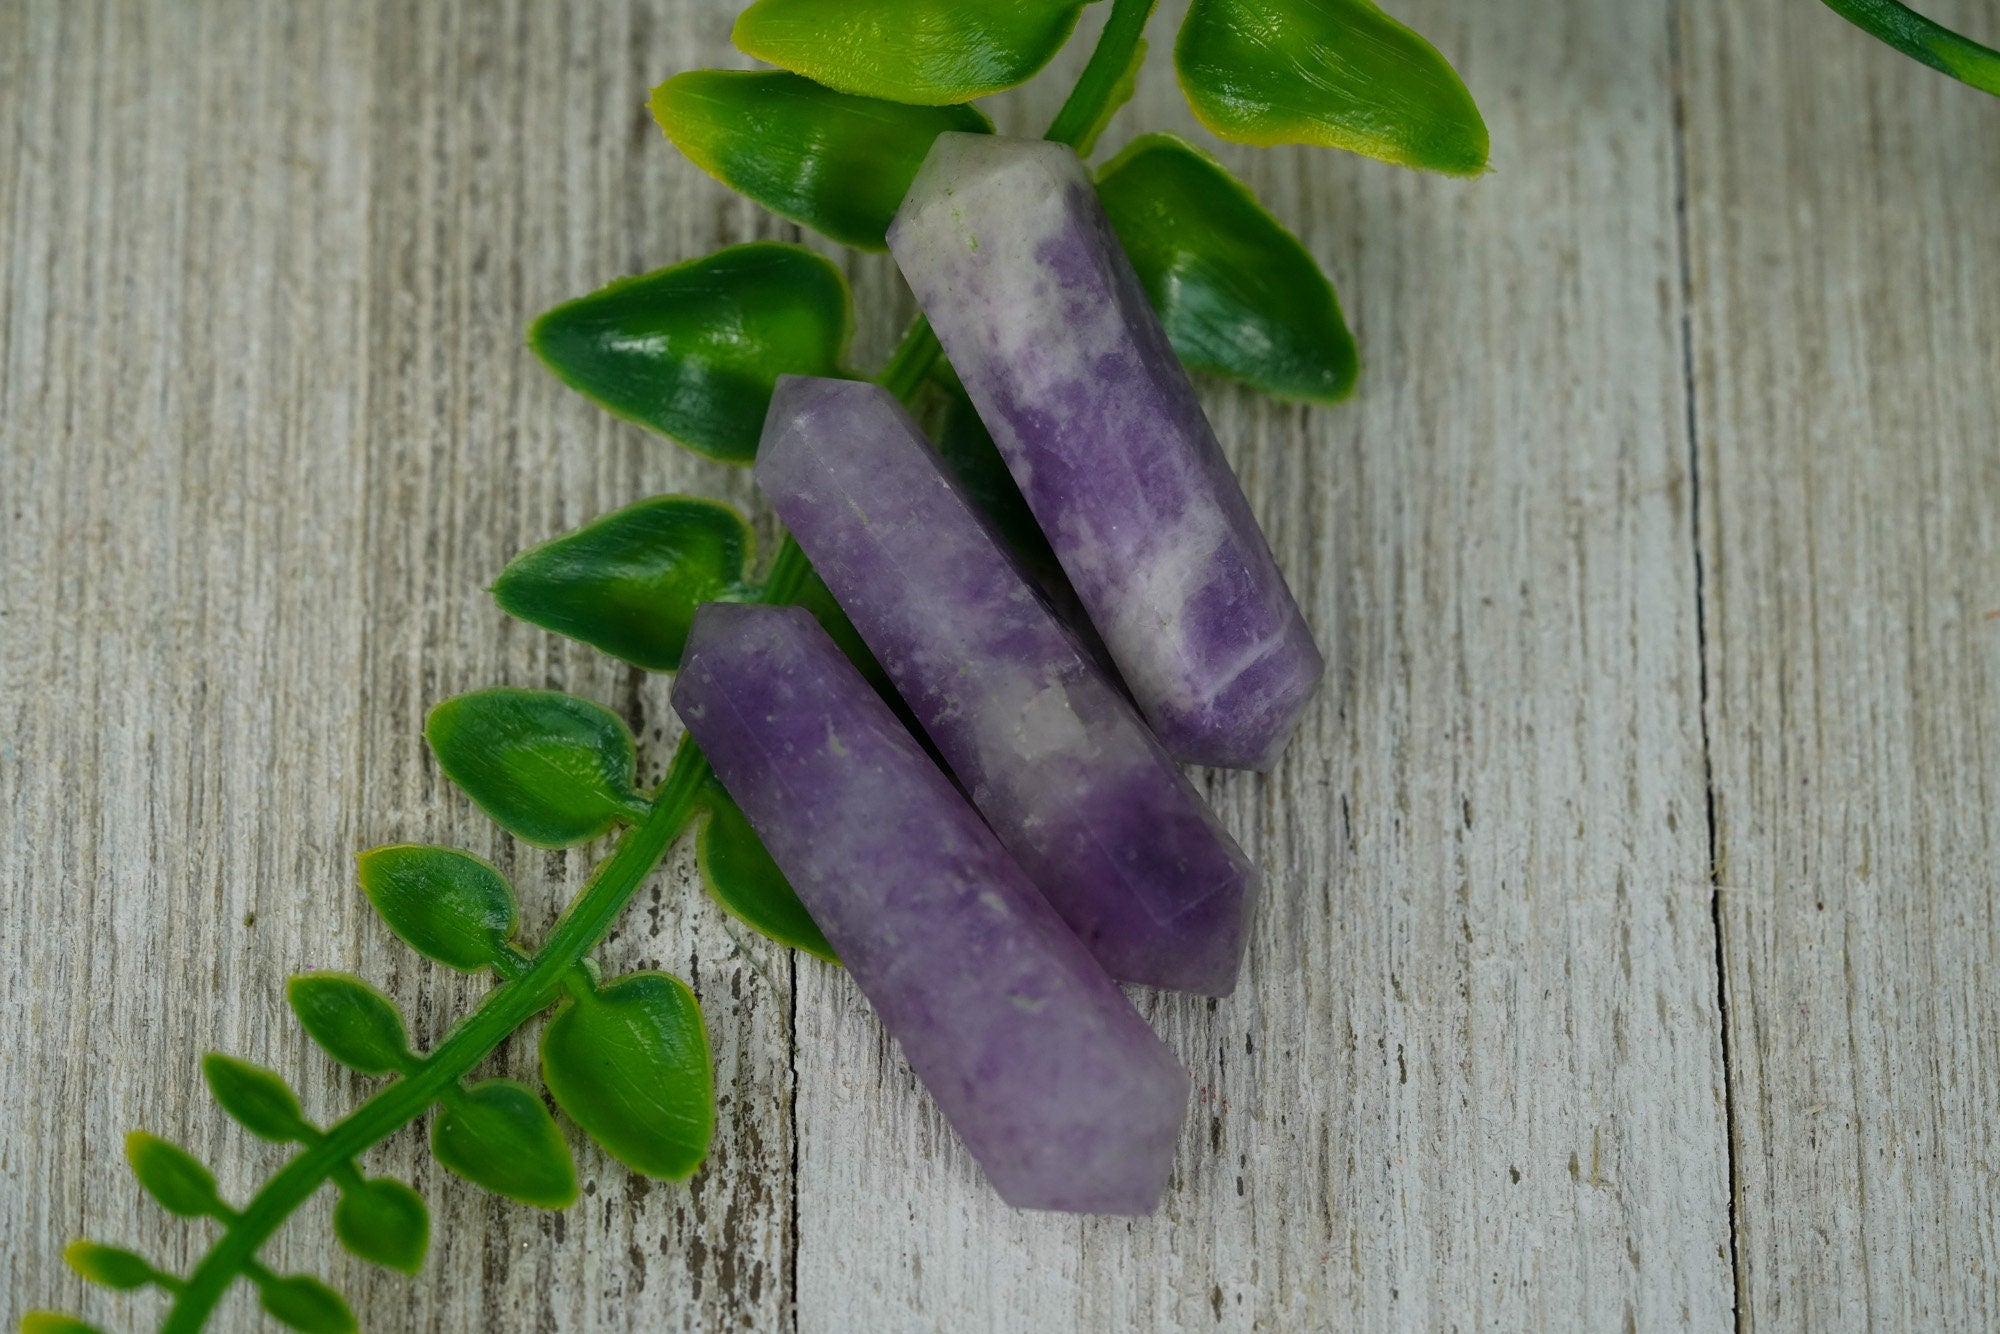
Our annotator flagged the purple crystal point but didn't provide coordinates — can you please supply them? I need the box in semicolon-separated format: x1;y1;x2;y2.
756;375;1258;995
888;132;1325;771
673;603;1189;1213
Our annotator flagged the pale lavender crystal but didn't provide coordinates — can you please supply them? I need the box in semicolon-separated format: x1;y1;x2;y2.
756;376;1258;995
888;132;1324;771
672;603;1188;1214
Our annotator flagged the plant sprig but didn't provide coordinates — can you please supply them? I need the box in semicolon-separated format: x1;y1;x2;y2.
30;0;1499;1328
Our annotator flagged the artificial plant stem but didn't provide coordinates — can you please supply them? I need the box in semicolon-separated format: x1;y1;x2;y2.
842;0;1158;420
878;318;942;401
160;746;708;1332
858;0;1158;414
815;0;1155;470
1045;0;1158;147
159;4;1166;1324
760;535;815;604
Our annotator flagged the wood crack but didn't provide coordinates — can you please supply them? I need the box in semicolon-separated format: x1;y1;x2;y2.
1666;0;1744;1326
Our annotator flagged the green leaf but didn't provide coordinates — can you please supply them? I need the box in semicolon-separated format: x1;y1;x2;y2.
202;1054;313;1143
1174;0;1487;174
1097;133;1357;402
695;779;835;959
1820;0;2000;96
125;1132;223;1218
62;1241;157;1291
288;972;412;1075
426;690;644;848
430;1079;577;1209
541;971;714;1179
357;845;519;973
1071;35;1148;156
530;244;852;464
733;0;1088;106
20;1315;104;1334
255;1273;356;1334
651;71;991;251
333;1177;429;1274
495;497;755;673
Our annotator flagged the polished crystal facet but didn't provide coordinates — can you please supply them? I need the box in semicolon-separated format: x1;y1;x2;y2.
889;132;1325;771
673;603;1189;1213
757;375;1258;995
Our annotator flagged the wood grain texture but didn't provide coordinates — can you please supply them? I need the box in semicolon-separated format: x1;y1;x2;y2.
2;2;798;1329
2;0;1995;1329
1679;1;2000;1327
791;2;1732;1329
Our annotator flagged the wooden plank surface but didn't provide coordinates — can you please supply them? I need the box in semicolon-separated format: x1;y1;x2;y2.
1679;1;2000;1327
2;3;798;1328
0;0;1993;1330
791;1;1733;1329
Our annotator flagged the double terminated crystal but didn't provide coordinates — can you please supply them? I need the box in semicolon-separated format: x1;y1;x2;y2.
673;604;1188;1214
890;132;1324;772
758;376;1257;996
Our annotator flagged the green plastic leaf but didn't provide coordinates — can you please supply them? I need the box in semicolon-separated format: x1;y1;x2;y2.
430;1079;577;1209
288;972;411;1075
255;1273;355;1334
541;971;714;1179
1071;35;1148;156
651;71;991;251
426;690;644;848
1098;134;1357;402
20;1315;104;1334
357;846;519;973
125;1132;223;1218
530;244;852;464
333;1177;429;1274
733;0;1088;106
1820;0;2000;96
694;778;835;959
202;1054;312;1143
63;1241;156;1291
1174;0;1487;174
495;497;755;673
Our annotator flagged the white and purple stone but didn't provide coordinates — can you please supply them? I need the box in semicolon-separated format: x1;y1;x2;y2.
756;375;1257;995
888;132;1324;771
672;602;1188;1214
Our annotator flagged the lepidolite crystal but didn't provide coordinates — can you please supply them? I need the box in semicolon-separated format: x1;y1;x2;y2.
889;132;1324;771
756;375;1257;995
672;603;1188;1213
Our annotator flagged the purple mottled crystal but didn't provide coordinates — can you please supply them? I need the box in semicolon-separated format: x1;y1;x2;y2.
672;603;1188;1213
756;375;1258;995
888;132;1324;771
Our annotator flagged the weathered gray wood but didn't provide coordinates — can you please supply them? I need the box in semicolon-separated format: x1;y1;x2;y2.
790;1;1734;1328
2;2;794;1328
1679;1;2000;1327
8;0;2000;1329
